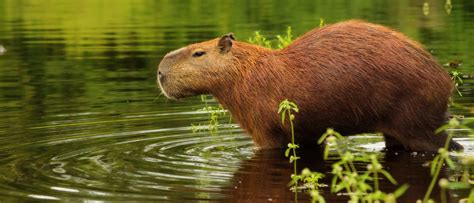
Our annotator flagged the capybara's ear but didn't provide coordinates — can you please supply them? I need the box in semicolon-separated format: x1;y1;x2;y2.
218;33;235;53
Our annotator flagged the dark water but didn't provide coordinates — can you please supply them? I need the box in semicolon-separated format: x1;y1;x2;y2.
0;0;473;202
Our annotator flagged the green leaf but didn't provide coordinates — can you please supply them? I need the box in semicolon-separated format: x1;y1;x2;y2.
393;184;410;198
289;155;300;163
445;157;455;169
330;175;338;192
334;131;344;139
380;170;398;185
334;182;346;193
284;148;291;157
278;103;284;114
318;196;326;203
288;175;302;187
446;181;471;190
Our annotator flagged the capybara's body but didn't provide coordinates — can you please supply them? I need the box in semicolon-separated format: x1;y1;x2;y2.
157;20;462;151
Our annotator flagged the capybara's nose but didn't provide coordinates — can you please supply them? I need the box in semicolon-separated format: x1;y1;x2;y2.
157;66;167;83
158;47;185;84
158;71;163;81
157;59;171;84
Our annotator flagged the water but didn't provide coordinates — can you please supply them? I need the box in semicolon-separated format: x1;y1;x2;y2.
0;0;473;202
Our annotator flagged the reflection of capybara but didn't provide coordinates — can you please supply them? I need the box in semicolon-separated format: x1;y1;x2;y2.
222;149;449;202
157;20;462;151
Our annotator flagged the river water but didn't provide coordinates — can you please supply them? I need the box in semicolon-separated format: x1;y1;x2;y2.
0;0;473;202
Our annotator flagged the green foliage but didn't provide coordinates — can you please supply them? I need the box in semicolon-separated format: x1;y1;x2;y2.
248;31;272;48
421;118;474;203
278;100;410;202
191;95;228;135
248;26;293;49
301;168;326;203
276;27;293;49
319;128;408;202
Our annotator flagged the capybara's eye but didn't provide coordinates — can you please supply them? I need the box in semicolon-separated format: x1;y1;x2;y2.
192;51;206;57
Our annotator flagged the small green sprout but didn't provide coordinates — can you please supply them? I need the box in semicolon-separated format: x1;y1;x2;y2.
319;18;325;27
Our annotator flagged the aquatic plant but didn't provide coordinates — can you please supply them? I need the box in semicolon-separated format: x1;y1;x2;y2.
299;168;326;203
278;99;326;203
191;95;228;135
318;129;409;203
450;70;463;96
421;118;473;203
278;99;301;201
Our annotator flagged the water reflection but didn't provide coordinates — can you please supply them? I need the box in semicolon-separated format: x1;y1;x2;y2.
223;146;469;202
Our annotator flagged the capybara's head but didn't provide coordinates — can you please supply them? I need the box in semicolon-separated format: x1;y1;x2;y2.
157;33;237;99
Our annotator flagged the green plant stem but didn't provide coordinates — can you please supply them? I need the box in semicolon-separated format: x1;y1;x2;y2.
349;162;357;174
423;158;444;202
289;111;297;175
374;170;379;192
424;132;453;202
337;173;353;194
441;187;447;203
336;149;352;173
443;133;454;149
288;110;298;202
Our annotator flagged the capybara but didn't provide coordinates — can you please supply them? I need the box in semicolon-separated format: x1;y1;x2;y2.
157;20;462;151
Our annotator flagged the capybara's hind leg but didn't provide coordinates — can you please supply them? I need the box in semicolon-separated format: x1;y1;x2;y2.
381;128;462;151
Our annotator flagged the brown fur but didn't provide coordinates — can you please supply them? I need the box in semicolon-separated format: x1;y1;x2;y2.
157;20;462;151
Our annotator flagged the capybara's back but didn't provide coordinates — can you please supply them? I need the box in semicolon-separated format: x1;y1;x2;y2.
157;20;462;151
276;20;460;151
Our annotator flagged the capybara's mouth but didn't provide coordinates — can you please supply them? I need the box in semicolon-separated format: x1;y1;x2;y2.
157;79;191;100
157;75;173;99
